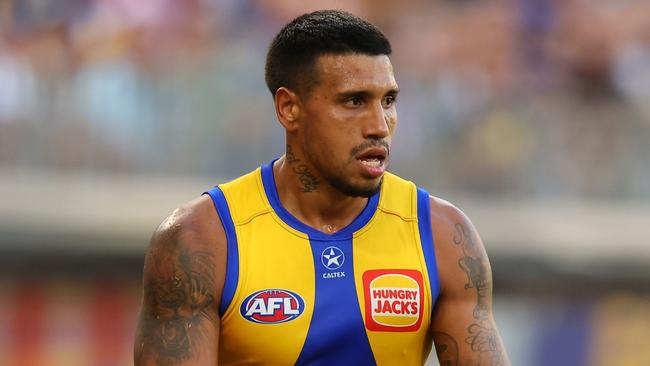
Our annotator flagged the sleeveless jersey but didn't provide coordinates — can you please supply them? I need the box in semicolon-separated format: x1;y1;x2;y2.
204;161;440;366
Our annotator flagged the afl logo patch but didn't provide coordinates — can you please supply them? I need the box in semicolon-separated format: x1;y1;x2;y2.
240;289;305;324
363;269;424;332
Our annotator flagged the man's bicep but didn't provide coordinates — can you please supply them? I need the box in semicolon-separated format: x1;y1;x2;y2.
430;296;470;365
135;207;224;365
429;198;510;365
431;293;505;365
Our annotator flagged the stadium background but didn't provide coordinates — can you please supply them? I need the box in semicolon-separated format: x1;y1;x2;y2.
1;0;649;365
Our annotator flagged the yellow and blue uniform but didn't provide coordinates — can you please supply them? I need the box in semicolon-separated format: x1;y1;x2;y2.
204;161;440;365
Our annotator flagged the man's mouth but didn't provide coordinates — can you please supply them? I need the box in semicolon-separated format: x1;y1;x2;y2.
356;147;388;177
356;147;387;164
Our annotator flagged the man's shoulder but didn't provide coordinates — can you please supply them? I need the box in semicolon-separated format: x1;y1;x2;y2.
427;195;469;231
150;194;225;254
424;194;481;255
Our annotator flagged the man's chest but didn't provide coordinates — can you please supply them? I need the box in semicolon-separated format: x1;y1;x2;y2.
218;214;436;365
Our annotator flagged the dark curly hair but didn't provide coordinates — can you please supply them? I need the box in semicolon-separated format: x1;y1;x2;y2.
265;10;392;96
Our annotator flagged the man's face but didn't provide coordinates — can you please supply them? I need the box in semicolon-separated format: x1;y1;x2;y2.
298;53;398;197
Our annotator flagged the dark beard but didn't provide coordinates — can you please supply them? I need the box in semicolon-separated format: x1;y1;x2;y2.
328;174;383;198
303;138;387;198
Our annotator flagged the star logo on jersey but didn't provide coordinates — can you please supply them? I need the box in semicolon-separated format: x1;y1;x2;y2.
321;246;344;270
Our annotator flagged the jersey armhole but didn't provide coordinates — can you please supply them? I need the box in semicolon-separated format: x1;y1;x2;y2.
204;186;239;316
416;187;441;314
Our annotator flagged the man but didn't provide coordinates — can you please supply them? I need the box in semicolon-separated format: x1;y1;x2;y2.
135;10;510;366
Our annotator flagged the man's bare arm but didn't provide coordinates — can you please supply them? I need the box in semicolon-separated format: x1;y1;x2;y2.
429;197;510;366
134;196;226;365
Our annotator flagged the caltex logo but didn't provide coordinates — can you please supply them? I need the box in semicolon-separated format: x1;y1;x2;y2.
240;289;305;324
321;246;344;270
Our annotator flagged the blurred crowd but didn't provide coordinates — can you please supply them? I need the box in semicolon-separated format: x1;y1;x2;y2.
1;2;649;365
1;0;649;199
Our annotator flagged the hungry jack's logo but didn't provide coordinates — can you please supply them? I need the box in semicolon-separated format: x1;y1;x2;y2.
363;269;424;332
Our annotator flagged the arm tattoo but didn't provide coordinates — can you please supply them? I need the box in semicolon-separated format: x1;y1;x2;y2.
459;255;490;321
466;323;503;362
433;332;459;366
286;144;320;192
453;223;474;248
454;222;505;366
139;249;216;365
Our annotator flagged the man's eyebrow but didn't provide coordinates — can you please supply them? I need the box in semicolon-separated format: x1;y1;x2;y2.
386;87;400;96
336;87;400;98
336;90;371;99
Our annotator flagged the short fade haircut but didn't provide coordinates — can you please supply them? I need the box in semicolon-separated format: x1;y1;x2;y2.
265;10;392;97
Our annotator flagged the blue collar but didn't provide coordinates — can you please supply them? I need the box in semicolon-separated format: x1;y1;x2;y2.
260;160;380;240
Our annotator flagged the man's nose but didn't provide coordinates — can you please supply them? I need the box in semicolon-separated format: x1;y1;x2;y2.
362;102;390;139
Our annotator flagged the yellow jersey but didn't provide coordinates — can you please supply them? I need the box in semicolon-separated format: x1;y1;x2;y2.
204;161;440;365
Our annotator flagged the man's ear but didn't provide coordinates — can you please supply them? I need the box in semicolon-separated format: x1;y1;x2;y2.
274;87;301;132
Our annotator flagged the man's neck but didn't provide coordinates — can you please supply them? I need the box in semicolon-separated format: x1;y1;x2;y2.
272;156;369;234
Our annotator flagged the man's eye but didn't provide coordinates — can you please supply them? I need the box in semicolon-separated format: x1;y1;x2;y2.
345;97;363;107
382;96;396;108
